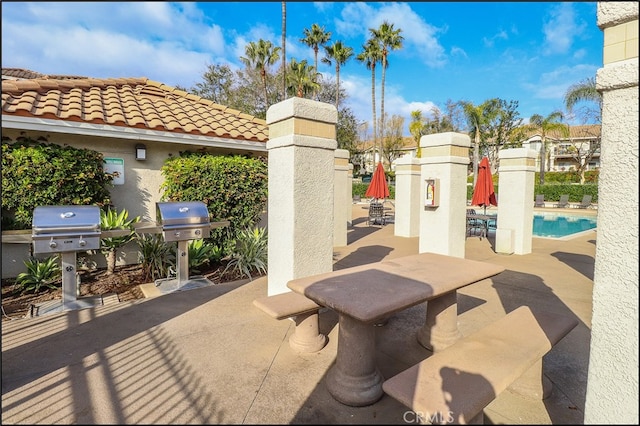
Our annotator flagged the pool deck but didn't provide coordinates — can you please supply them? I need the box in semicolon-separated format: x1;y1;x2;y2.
1;203;595;424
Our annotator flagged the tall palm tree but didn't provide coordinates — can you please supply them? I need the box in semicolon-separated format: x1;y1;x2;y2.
300;23;332;98
286;58;320;98
461;101;487;188
281;2;287;100
322;40;354;110
370;21;403;162
356;38;382;164
564;76;601;121
240;39;281;108
526;112;569;185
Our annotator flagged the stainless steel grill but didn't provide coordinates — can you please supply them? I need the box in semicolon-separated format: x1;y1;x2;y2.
32;205;101;254
31;205;102;312
156;201;211;242
155;201;213;292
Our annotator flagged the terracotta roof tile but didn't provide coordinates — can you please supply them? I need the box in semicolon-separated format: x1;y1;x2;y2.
1;76;268;143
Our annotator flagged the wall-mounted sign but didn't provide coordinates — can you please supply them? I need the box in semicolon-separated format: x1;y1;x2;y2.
103;158;124;185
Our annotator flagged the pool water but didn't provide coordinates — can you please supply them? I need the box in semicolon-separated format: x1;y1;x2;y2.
533;213;597;238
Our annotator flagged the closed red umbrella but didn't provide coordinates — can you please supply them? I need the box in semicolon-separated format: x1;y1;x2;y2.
471;157;497;214
365;161;390;201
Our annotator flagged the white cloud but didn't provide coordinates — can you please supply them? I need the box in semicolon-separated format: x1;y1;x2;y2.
482;30;508;48
525;63;599;101
542;3;587;56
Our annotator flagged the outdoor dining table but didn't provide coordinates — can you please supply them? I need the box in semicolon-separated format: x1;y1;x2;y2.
287;252;505;407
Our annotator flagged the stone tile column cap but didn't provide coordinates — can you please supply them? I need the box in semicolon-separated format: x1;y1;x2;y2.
499;148;537;160
266;97;337;125
420;132;470;148
335;149;350;159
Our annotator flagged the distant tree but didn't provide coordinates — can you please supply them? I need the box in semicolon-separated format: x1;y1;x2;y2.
190;63;236;105
461;100;499;187
300;23;331;98
322;40;354;111
281;2;287;99
240;39;281;111
370;21;404;164
484;99;523;171
381;113;405;170
356;38;383;162
564;77;602;183
336;107;359;155
525;111;569;185
286;58;319;98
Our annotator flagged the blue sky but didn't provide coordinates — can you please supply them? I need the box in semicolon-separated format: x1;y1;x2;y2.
2;2;602;134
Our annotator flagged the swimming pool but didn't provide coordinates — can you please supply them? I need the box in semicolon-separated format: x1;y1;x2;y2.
532;212;597;239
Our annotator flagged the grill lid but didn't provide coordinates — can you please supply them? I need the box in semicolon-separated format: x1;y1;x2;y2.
156;201;210;227
32;205;101;234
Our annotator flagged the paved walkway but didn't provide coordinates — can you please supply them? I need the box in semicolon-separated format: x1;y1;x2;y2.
1;204;595;424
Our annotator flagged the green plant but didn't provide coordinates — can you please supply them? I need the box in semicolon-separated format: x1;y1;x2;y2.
187;239;224;274
223;227;268;281
136;233;175;282
15;256;61;294
2;136;114;230
100;207;141;274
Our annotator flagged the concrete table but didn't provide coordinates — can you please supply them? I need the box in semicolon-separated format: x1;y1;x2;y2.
287;252;505;406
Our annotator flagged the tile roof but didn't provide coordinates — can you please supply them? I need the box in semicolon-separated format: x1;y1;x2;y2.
2;67;89;80
1;75;268;143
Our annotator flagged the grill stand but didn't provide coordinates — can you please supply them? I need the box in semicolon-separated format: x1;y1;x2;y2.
31;251;104;317
154;240;214;294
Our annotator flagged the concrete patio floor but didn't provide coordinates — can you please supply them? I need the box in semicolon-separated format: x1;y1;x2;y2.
1;204;595;424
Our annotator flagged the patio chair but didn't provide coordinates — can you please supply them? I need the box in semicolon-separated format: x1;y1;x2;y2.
466;209;485;238
554;194;570;208
367;202;386;226
575;194;593;209
534;194;545;207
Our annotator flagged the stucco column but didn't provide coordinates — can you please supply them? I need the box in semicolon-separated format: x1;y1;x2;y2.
495;148;537;255
419;132;470;258
394;156;421;238
266;98;338;296
585;2;639;423
334;149;351;247
347;160;354;227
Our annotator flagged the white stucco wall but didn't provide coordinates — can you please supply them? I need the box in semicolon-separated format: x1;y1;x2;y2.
584;2;639;423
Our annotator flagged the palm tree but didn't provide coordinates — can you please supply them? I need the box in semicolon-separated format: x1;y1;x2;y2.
322;40;354;110
461;101;487;188
370;21;403;162
526;112;569;185
356;38;382;164
281;2;287;100
564;76;601;122
240;39;281;108
286;58;320;98
300;23;332;98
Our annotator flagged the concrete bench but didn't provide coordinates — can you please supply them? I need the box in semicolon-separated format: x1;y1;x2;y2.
253;291;327;353
382;306;578;424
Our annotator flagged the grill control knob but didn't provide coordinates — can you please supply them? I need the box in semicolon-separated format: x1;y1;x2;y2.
195;229;201;236
49;239;57;249
79;239;86;247
174;231;180;238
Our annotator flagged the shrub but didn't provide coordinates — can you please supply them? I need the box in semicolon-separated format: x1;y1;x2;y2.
136;233;175;282
223;227;268;281
1;136;114;230
100;207;140;274
160;153;268;251
15;256;61;294
187;239;224;274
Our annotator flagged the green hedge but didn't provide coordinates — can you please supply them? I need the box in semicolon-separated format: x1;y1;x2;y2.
2;137;114;230
466;184;598;203
352;182;396;200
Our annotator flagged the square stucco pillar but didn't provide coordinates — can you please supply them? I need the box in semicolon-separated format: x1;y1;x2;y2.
394;156;421;238
496;148;537;255
334;149;351;247
266;98;338;296
419;132;470;258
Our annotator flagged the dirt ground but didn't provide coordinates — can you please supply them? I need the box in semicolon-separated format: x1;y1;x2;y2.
1;261;245;321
